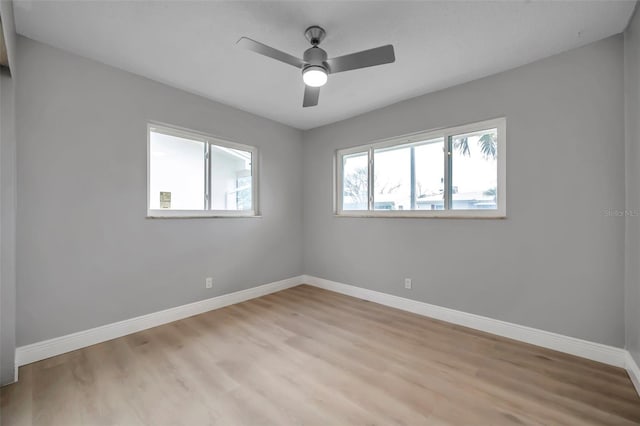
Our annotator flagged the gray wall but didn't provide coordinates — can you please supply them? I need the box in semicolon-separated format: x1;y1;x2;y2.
15;36;303;346
0;0;17;386
303;36;626;347
10;32;631;353
0;68;16;385
625;6;640;365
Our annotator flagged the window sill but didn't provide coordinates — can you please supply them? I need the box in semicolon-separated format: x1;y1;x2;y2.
334;212;506;219
147;210;261;219
147;215;262;219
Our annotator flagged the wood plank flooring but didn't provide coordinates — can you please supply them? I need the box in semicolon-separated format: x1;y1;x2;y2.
2;284;640;425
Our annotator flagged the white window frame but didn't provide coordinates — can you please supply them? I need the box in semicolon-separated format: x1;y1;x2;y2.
147;122;259;218
335;117;506;218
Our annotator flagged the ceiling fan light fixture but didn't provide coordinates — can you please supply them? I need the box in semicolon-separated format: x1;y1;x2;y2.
302;66;328;87
237;25;395;107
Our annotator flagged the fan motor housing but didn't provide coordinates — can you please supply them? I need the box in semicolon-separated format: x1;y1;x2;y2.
303;47;328;68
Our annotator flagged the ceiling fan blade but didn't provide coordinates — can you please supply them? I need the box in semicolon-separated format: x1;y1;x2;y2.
303;86;320;107
237;37;304;69
326;45;395;74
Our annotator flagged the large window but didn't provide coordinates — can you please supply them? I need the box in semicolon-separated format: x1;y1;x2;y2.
336;118;506;218
148;124;258;217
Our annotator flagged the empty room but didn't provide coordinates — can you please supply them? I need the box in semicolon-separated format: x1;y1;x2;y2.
2;0;640;424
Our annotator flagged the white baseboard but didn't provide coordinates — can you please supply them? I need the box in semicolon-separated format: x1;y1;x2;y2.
14;273;639;398
626;351;640;396
15;276;303;367
302;275;628;368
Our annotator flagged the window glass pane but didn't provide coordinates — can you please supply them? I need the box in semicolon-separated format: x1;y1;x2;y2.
342;152;369;210
374;145;411;210
210;145;252;211
415;138;445;210
373;138;444;211
451;128;498;210
149;131;205;210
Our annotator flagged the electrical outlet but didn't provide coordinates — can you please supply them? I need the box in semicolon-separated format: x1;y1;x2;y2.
205;277;213;289
404;278;412;289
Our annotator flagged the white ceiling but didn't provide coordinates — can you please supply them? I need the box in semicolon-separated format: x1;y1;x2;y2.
13;0;636;130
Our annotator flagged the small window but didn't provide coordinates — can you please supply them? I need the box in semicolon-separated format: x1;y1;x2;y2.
336;118;506;218
342;151;369;211
148;124;258;218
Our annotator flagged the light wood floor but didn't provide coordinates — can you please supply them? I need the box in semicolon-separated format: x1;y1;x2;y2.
2;285;640;425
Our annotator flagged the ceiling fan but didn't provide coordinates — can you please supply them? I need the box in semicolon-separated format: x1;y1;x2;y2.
237;26;395;108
